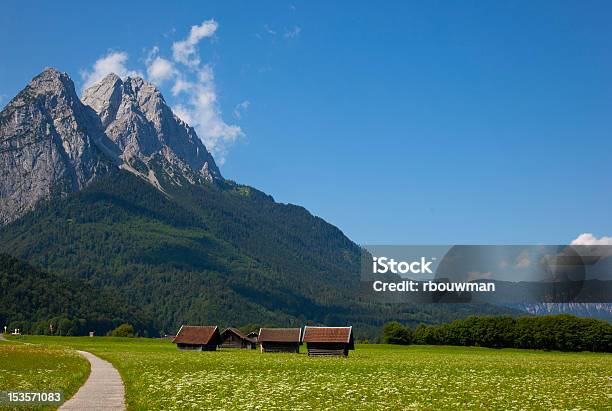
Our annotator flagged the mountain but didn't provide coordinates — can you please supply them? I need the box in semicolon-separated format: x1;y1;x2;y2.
0;69;521;338
0;68;220;224
0;68;116;224
516;303;612;322
81;73;220;186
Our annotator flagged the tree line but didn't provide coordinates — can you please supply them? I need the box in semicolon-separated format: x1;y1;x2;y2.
4;318;139;338
382;314;612;352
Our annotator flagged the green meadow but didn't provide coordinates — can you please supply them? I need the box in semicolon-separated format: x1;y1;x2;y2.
3;336;612;410
0;340;89;410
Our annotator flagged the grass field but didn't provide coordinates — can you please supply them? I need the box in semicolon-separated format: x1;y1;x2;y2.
0;339;90;410
7;336;611;410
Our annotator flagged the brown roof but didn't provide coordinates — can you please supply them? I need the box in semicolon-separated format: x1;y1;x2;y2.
221;327;248;340
302;326;353;343
172;325;220;345
221;327;257;343
258;328;302;343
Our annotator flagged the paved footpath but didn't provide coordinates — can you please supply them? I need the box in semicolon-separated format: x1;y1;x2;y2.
60;350;126;411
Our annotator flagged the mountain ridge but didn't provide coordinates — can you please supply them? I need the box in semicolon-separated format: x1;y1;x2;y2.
0;68;220;224
82;72;221;185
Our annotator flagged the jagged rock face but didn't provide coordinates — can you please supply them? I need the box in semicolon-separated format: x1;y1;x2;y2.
0;68;222;225
0;68;116;224
82;74;221;184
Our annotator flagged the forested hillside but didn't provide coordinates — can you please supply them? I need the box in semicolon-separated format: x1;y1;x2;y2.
0;170;519;338
0;253;154;335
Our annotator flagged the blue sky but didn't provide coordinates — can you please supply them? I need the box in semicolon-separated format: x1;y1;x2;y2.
1;1;611;245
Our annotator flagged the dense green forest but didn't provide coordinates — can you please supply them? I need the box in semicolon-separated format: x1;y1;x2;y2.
382;314;612;352
0;253;154;336
0;171;519;338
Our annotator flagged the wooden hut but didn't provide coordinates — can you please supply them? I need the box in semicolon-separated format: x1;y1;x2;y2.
246;331;259;340
172;325;221;351
302;326;354;357
220;327;256;349
258;328;302;353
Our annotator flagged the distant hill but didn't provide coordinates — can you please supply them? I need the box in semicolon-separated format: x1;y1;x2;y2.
514;303;612;322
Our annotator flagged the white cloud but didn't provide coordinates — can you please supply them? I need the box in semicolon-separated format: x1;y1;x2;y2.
570;233;612;245
145;46;160;63
168;22;243;165
264;25;277;36
171;65;242;165
172;104;194;125
82;19;242;166
284;26;302;38
81;51;142;90
147;57;176;85
172;19;218;67
171;77;191;96
233;100;250;119
163;28;177;38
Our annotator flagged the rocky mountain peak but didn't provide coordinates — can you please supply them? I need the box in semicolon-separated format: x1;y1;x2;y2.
0;68;116;224
6;68;82;118
82;72;221;184
30;67;76;95
81;73;123;126
0;68;224;225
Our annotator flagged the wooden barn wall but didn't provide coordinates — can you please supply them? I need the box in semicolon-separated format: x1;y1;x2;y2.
306;342;349;356
260;342;300;353
221;334;247;349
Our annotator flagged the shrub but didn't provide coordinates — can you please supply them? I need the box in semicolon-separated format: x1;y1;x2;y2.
382;321;413;345
110;323;136;337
